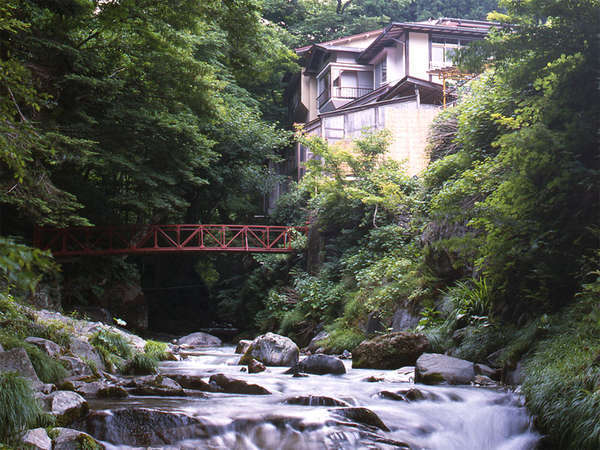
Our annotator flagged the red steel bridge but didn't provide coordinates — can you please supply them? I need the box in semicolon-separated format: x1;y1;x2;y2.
34;224;307;257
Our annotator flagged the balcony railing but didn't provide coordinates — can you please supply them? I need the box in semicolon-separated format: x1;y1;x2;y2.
333;86;373;99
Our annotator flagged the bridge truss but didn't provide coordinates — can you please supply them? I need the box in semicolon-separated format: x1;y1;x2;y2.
34;224;308;257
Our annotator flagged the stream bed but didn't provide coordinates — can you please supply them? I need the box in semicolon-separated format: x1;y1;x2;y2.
88;346;540;449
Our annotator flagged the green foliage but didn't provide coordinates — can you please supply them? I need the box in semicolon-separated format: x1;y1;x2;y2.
522;276;600;449
322;325;365;354
0;336;67;384
144;340;169;361
124;353;158;376
89;329;133;372
446;278;494;321
0;238;57;296
263;0;498;46
0;373;54;443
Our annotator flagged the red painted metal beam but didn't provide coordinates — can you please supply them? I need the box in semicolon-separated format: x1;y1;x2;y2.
34;224;308;257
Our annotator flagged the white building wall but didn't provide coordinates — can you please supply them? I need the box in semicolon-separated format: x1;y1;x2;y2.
301;69;319;122
408;32;430;79
386;45;405;83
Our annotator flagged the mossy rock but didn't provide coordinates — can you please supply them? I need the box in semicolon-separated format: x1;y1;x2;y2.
352;332;430;369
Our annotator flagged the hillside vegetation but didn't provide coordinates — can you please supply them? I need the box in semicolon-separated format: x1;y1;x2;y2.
1;0;598;448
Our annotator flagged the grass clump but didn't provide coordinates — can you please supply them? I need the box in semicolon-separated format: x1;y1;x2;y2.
124;353;158;375
0;336;67;384
89;329;133;373
0;372;54;443
144;340;169;361
322;324;365;354
522;278;600;450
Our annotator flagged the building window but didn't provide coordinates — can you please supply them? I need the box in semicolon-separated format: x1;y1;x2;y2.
431;38;462;69
375;58;387;87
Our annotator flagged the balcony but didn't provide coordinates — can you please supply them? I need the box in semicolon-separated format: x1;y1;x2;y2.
334;86;373;99
318;86;373;108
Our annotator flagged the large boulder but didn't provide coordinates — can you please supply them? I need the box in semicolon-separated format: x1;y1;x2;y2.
352;332;429;369
209;374;271;395
178;332;222;347
415;353;475;385
51;427;105;450
240;333;299;367
83;408;207;446
46;391;89;425
0;347;42;387
287;354;346;375
20;428;52;450
69;338;105;371
25;337;63;357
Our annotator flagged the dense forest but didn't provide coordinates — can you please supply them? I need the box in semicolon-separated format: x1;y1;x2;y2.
1;0;599;448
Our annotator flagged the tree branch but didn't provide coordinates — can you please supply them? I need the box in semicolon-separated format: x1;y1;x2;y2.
7;86;27;122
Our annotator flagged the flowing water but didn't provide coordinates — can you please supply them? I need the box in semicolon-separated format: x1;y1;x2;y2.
89;346;540;449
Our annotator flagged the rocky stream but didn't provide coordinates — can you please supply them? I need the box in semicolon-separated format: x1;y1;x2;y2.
7;310;541;449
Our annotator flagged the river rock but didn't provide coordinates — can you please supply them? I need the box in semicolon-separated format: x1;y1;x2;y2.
391;306;420;331
69;338;105;371
164;374;217;392
284;395;350;407
415;353;475;385
25;337;63;357
240;332;299;367
59;355;93;377
306;331;329;353
209;374;271;395
129;375;185;396
235;339;253;354
0;347;42;387
82;408;206;446
46;391;89;425
475;363;499;380
20;428;52;450
352;332;429;369
51;427;105;450
178;332;222;347
473;375;496;386
331;407;389;431
287;354;346;375
248;358;266;373
74;381;128;399
378;387;427;402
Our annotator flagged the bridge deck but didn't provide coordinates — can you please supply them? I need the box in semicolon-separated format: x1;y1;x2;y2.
34;224;307;257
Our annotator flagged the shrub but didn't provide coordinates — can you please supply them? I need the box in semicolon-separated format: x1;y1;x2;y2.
144;340;169;361
322;324;365;354
522;278;600;450
124;353;158;375
0;373;54;443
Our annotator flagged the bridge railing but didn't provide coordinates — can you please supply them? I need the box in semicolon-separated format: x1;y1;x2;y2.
33;224;308;257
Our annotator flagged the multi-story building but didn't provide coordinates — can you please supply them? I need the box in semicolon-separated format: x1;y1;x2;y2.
287;18;494;180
